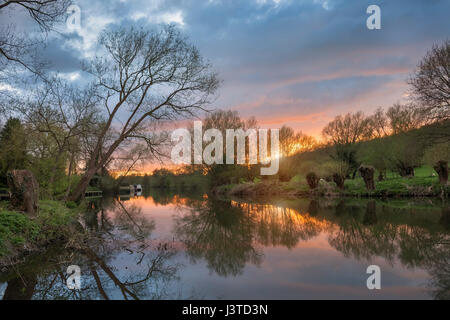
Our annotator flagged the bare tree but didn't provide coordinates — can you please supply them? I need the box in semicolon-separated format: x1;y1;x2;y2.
201;109;258;161
68;25;219;201
368;107;389;138
409;40;450;122
386;103;424;134
279;125;317;157
322;111;373;146
322;111;373;178
0;0;70;73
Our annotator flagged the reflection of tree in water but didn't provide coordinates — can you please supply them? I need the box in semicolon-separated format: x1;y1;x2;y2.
113;200;155;240
235;202;330;249
83;197;115;233
0;198;179;300
426;206;450;300
428;247;450;300
328;201;399;264
174;198;331;276
150;188;205;207
327;200;450;299
174;199;262;277
175;195;449;298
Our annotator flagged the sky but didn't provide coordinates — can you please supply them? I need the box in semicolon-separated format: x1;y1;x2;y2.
2;0;450;138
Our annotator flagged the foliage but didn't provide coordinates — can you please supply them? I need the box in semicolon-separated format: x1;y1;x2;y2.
423;142;450;166
0;118;27;186
0;200;82;257
0;210;40;254
384;133;425;176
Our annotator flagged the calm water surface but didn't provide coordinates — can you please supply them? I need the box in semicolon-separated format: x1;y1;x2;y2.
1;190;449;300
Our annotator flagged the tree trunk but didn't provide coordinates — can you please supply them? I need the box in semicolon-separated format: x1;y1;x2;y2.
6;170;39;216
397;162;415;177
306;172;319;190
65;153;75;199
68;166;98;202
359;165;376;191
48;151;63;199
434;160;449;186
69;136;125;202
363;200;377;226
333;173;345;190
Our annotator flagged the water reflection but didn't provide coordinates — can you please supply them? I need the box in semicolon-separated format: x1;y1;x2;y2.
1;189;449;300
169;192;449;299
174;198;263;277
1;197;180;300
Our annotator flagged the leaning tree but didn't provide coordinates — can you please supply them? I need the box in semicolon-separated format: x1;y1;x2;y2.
68;25;220;201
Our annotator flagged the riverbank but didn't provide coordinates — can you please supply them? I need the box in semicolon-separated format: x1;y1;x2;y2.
0;200;85;268
212;174;449;198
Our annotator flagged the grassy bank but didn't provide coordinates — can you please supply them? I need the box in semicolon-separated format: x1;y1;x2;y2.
0;200;84;266
213;166;449;198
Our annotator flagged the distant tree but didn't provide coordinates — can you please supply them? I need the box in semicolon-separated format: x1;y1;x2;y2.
199;110;258;185
279;125;317;157
386;103;423;134
322;112;372;178
423;142;450;168
385;134;425;177
409;40;450;122
203;110;249;133
322;112;372;145
368;107;389;138
279;126;296;157
152;168;174;188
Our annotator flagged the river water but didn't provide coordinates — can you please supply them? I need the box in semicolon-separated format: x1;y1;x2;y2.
1;189;449;300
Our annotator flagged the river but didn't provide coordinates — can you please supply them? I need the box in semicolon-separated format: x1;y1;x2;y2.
1;189;449;300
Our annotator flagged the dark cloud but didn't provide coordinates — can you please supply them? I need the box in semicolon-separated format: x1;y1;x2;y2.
2;0;449;134
41;35;84;72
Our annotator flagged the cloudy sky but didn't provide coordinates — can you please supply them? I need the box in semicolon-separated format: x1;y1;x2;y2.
3;0;450;136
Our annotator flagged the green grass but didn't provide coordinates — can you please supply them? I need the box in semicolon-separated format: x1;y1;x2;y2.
0;211;40;255
342;166;445;196
0;200;82;257
217;166;447;198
